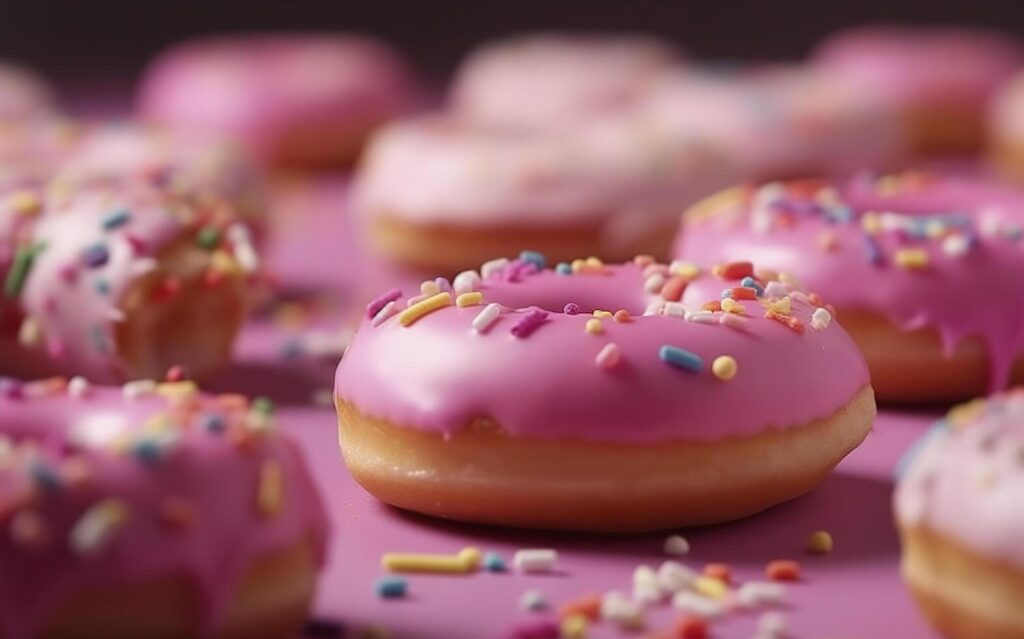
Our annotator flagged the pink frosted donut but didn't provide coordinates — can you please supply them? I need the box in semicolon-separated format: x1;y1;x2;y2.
638;66;908;180
137;34;417;168
451;33;682;128
0;61;56;122
814;25;1024;153
0;377;327;639
676;172;1024;403
353;114;738;271
895;391;1024;639
0;178;262;383
335;255;875;531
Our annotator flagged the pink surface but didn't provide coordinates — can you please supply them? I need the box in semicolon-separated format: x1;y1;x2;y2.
212;177;940;638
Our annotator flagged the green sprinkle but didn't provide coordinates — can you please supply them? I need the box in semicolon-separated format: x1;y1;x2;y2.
196;226;221;251
252;397;275;415
4;243;45;298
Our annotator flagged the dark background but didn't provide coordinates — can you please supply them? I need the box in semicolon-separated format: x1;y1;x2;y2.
6;1;1024;98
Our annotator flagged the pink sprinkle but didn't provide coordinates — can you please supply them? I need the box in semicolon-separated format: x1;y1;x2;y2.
511;310;548;338
435;277;452;293
563;303;580;315
719;313;748;330
367;288;402;318
58;264;78;284
596;343;621;369
502;259;539;283
124;233;149;256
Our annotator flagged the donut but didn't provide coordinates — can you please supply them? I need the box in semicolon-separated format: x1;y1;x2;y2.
0;376;327;639
0;178;261;383
638;66;908;181
989;72;1024;182
334;254;875;531
451;33;680;129
813;25;1023;154
0;61;56;123
137;34;417;169
895;390;1024;639
675;171;1024;403
352;115;737;272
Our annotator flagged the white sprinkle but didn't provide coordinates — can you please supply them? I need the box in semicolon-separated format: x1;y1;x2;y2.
129;258;158;278
763;281;789;299
810;307;832;331
106;309;126;323
719;312;748;330
754;182;786;206
69;499;129;556
663;534;690;556
643;273;666;294
519;589;546;611
227;224;260;273
513;549;557;573
595;343;621;370
663;302;687;318
122;379;157;400
68;377;90;398
371;301;398;327
601;591;645;628
788;290;810;304
632;565;662;603
942;234;970;257
481;258;509;279
419;280;441;296
657;560;697;593
685;310;716;324
472;303;501;333
453;270;481;295
672;591;725;618
644;300;665;316
736;581;788;608
758;611;789;637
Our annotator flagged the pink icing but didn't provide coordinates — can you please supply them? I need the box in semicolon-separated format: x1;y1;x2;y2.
137;34;417;164
675;172;1024;392
0;61;55;122
895;389;1024;568
0;379;328;639
814;25;1024;112
335;259;869;443
451;33;682;129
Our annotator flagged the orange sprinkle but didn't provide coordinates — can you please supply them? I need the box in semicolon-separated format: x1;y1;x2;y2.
558;593;602;621
714;261;754;280
660;277;688;302
729;287;757;301
674;615;708;639
766;311;806;334
703;563;732;583
766;559;801;581
613;309;632;323
701;300;722;312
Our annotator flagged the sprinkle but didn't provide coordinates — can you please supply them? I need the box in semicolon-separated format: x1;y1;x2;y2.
694;575;728;598
257;460;284;518
658;561;697;592
861;211;882;234
472;303;501;333
101;209;131;230
663;535;690;556
643;263;668;278
585;319;603;335
703;563;732;583
942;234;971;257
68;376;90;398
685;311;716;324
767;296;791;315
765;559;801;581
398;292;451;327
17;316;42;347
634;254;656;267
660;276;688;302
419;279;440;296
157;380;198;400
122;379;157;399
456;292;483;307
519;589;547;611
483;552;506;572
10;511;50;550
672;591;725;618
894;248;929;270
227;224;260;273
736;581;787;607
513;549;557;573
453;270;481;295
593;309;612;319
519;250;547;269
481;257;510;279
559;614;588;639
758;611;789;638
596;343;621;369
766;311;805;334
382;547;481;573
4;244;43;298
559;593;602;621
8;190;40;216
159;497;198;530
371;301;398;327
375;576;408;599
202;414;227;434
563;303;580;315
555;262;572;275
435;277;451;292
512;310;548;338
807;530;834;554
29;460;62;492
675;616;708;639
644;273;666;293
663;302;686;318
367;289;401;318
810;308;832;331
763;281;789;299
725;286;757;301
659;345;703;372
600;592;644;628
669;260;701;279
720;298;745;314
863;235;883;265
81;244;109;269
740;276;764;296
69;499;129;556
714;261;753;280
701;300;721;312
613;309;631;322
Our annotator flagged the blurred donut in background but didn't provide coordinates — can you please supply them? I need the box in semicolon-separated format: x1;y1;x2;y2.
450;33;682;129
351;114;737;272
989;71;1024;182
136;34;418;170
0;60;57;123
814;25;1024;155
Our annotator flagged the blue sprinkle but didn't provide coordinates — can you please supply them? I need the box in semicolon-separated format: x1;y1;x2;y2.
94;278;110;296
720;289;733;299
740;277;764;296
483;552;506;572
81;244;110;269
91;325;111;354
863;235;884;266
202;414;227;434
555;262;572;276
29;460;62;492
825;205;854;224
101;209;131;231
519;250;547;270
659;345;703;372
133;439;164;464
281;338;304;360
375;576;408;598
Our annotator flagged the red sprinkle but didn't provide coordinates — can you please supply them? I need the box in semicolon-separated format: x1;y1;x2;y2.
701;300;722;312
165;365;187;382
674;615;708;639
613;309;632;323
766;559;801;581
729;287;757;300
715;261;754;280
766;311;806;334
703;563;732;583
660;276;688;302
558;593;601;620
153;277;181;302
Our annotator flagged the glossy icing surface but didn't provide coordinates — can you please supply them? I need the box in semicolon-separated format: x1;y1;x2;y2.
814;25;1023;112
676;173;1024;391
137;34;416;163
335;258;870;443
451;33;681;128
895;389;1024;568
0;61;55;122
0;379;328;639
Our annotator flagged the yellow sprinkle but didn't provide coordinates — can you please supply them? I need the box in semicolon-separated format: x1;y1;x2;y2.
420;280;440;296
720;298;745;315
861;212;882;235
694;575;729;599
877;175;901;196
571;259;587;274
257;460;284;518
593;310;613;319
712;355;738;381
767;296;791;315
947;398;988;429
684;185;744;223
157;381;198;399
8;190;40;216
210;250;242;275
586;256;604;269
807;530;834;554
398;292;452;326
894;248;929;270
585;319;603;334
456;292;483;307
560;613;589;639
382;547;482;574
17;316;42;347
670;261;701;279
